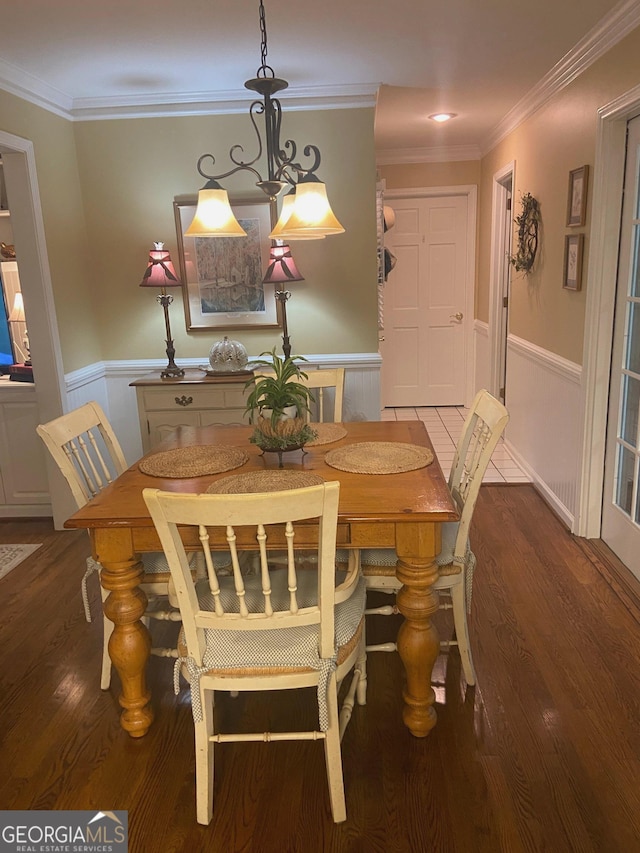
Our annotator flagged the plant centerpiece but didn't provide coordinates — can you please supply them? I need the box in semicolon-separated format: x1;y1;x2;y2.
244;349;318;463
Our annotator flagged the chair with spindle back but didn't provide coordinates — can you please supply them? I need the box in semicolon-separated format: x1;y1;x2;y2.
339;389;509;686
252;366;345;422
143;480;366;825
37;401;200;689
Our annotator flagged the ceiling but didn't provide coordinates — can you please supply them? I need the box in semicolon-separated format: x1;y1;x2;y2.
0;0;633;161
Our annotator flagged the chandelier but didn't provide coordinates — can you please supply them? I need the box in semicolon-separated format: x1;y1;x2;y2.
186;0;344;240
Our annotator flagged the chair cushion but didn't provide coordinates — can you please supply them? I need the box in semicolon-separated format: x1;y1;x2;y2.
178;570;366;730
337;522;462;569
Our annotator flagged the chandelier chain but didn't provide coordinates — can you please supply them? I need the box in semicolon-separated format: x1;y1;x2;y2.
259;0;268;70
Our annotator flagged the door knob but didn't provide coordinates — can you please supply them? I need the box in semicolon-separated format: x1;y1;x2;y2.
450;312;463;321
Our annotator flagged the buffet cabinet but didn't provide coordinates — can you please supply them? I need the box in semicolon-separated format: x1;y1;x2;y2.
131;369;253;453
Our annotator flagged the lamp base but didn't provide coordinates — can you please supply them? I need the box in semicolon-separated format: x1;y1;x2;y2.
161;365;185;379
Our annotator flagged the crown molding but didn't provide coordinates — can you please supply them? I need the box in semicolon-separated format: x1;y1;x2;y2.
481;0;640;155
0;58;73;119
70;84;378;120
0;56;378;121
376;144;481;165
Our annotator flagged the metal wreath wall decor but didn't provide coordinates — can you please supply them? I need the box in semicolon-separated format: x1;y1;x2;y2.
509;192;541;275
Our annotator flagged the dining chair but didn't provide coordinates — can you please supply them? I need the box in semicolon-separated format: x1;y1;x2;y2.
340;389;509;686
253;366;345;422
299;367;345;422
143;480;367;825
36;400;201;689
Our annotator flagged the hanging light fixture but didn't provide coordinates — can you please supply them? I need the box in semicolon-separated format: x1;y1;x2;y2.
186;0;344;240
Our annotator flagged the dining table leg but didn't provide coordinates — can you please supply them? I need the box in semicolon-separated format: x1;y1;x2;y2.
394;523;441;738
94;528;154;738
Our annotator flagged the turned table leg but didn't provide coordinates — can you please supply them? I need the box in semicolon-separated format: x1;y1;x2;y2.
394;523;441;738
94;529;154;738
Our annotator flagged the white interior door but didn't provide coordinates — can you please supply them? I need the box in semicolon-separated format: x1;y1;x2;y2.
602;113;640;579
380;194;469;407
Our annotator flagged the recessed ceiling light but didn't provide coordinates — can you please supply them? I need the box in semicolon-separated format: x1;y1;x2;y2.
429;113;457;123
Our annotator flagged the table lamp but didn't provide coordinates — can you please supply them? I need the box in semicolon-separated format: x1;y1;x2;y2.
140;242;185;378
262;243;304;359
9;291;30;365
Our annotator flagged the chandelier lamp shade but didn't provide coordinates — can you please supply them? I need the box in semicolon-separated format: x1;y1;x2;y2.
185;181;247;238
185;0;344;241
262;243;304;359
140;242;185;379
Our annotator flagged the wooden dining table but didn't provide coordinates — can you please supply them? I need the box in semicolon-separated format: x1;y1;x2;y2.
65;419;458;739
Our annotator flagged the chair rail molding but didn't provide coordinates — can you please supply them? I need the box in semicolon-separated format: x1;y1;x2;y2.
65;354;383;465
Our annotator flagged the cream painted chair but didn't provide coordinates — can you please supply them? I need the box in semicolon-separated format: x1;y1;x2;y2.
341;389;509;686
37;401;200;689
253;366;345;422
300;367;345;422
143;481;367;825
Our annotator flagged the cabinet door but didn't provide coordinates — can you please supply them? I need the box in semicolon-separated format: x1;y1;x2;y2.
0;400;50;504
200;409;248;427
146;412;200;449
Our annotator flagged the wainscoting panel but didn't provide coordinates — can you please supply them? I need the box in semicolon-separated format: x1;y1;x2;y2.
64;354;382;468
474;320;490;394
504;335;582;529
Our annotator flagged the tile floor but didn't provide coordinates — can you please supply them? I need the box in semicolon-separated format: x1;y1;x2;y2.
380;405;530;484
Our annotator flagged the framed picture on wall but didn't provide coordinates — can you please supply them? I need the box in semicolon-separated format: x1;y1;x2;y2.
566;165;589;227
174;193;279;331
563;233;584;291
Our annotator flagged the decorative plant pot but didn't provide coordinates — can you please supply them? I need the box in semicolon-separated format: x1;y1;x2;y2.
250;414;318;467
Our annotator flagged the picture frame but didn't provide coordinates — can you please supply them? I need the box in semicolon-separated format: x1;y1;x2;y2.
563;233;584;291
566;165;589;227
174;193;279;331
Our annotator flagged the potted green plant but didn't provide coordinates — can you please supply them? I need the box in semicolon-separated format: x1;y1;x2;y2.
244;348;318;460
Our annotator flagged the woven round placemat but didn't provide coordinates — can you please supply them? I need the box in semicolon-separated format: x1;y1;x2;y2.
139;445;248;478
305;423;348;446
207;470;324;494
324;441;433;474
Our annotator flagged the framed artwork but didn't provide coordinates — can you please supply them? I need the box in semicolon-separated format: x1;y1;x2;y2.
566;165;589;227
174;193;279;331
563;233;584;291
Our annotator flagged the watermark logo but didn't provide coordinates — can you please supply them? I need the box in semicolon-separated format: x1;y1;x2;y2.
0;810;128;853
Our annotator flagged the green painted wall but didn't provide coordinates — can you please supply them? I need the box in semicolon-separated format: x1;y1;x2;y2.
72;107;378;366
0;90;101;370
1;97;377;373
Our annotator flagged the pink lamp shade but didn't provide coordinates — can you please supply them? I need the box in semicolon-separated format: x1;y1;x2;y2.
262;244;305;284
140;242;182;288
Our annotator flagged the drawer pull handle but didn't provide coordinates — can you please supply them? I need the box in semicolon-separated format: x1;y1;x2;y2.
175;395;193;407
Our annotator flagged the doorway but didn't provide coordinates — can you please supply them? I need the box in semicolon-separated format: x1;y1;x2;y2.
380;186;476;408
488;162;515;404
0;131;67;523
601;113;640;575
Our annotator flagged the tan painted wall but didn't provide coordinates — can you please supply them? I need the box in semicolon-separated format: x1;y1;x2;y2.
72;107;378;365
379;160;481;189
478;25;640;365
0;90;100;370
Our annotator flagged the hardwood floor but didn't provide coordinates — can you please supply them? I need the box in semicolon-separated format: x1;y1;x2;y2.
1;488;640;852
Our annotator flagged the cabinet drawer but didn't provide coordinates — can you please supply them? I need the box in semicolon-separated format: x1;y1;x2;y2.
142;387;232;411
